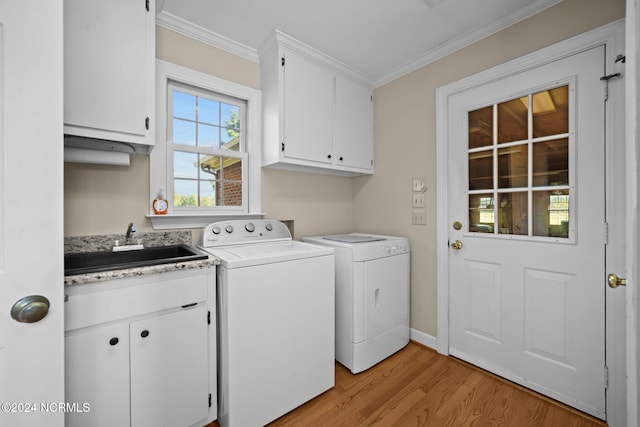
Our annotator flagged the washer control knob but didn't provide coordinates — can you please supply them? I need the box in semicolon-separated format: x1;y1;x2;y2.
225;225;234;234
212;226;221;235
265;223;273;231
245;223;255;232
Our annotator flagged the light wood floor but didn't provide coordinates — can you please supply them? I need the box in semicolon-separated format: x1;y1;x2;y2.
208;341;607;426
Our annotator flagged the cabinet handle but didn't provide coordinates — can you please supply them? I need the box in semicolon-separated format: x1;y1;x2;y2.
109;337;119;346
140;330;150;338
327;154;332;159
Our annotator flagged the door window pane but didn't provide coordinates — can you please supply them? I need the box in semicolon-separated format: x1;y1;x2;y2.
469;194;495;233
532;86;568;138
498;192;528;235
533;190;569;238
532;138;568;187
498;98;528;143
468;106;493;149
469;151;493;191
498;144;528;188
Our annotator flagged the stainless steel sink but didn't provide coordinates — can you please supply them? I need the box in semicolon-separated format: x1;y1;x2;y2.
64;244;208;276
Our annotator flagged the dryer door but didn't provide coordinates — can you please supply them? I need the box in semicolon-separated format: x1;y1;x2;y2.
359;253;410;341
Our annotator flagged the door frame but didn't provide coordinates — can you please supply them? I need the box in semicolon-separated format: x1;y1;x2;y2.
435;20;626;422
624;0;639;426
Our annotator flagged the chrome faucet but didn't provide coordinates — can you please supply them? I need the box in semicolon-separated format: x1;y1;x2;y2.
125;223;136;244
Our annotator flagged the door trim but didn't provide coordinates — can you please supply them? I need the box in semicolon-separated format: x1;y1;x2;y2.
435;19;625;422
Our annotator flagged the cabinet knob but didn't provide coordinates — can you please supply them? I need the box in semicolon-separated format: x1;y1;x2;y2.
339;156;344;161
327;154;332;159
109;337;119;346
140;330;150;338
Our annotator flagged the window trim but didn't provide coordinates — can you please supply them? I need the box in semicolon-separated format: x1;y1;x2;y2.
148;59;263;230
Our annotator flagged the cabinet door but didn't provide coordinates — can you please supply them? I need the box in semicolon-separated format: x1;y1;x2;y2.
65;323;131;427
282;51;334;164
64;0;149;140
130;306;210;427
335;76;374;171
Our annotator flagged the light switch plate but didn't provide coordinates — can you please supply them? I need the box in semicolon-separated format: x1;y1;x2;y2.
412;193;425;208
412;210;426;225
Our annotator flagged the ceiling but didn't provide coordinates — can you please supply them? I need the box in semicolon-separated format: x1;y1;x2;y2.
157;0;563;87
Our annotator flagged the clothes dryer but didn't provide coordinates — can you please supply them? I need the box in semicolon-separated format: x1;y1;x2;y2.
302;233;410;374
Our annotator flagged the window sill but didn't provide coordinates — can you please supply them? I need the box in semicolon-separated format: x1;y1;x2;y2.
146;212;267;230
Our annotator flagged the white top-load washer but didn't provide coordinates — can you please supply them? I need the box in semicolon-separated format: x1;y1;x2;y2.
199;220;335;427
302;233;410;374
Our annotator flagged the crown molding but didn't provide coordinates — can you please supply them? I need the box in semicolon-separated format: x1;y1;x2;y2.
155;10;259;64
373;0;564;87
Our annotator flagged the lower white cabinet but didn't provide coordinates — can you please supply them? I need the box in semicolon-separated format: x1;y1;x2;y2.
66;323;131;427
130;307;209;427
65;268;216;427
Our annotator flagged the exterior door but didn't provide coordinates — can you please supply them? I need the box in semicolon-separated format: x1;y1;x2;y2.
0;2;65;426
448;46;606;418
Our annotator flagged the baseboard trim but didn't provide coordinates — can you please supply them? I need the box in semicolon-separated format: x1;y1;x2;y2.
410;328;438;351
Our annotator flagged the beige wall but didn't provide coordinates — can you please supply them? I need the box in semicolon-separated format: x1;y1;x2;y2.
64;0;624;337
64;26;353;242
354;0;626;338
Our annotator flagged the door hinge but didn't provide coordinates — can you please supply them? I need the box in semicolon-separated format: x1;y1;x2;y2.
281;142;285;152
281;57;285;66
145;117;150;130
207;310;211;325
145;0;149;12
209;393;212;407
604;366;609;389
600;72;621;81
603;222;609;245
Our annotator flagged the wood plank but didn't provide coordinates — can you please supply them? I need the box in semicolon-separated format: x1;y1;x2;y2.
205;341;607;427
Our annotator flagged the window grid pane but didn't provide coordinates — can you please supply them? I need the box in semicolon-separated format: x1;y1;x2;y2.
467;84;570;239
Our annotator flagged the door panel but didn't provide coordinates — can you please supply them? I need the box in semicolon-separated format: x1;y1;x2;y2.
0;2;64;426
448;46;606;418
463;260;502;343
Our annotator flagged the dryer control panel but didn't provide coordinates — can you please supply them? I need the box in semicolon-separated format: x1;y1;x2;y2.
199;220;291;247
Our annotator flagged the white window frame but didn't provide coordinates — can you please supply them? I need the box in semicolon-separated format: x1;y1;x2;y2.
149;60;263;229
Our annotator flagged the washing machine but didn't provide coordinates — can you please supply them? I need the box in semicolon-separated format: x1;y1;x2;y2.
199;220;335;427
302;233;410;374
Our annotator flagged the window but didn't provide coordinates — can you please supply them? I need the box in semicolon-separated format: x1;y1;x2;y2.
467;84;573;240
149;60;262;229
170;83;246;208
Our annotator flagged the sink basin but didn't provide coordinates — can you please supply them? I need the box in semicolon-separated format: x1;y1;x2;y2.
64;244;209;276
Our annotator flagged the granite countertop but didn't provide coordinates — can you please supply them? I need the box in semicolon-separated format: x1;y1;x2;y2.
64;230;219;286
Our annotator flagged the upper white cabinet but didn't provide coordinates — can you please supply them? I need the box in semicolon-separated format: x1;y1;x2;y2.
259;30;374;176
64;0;155;153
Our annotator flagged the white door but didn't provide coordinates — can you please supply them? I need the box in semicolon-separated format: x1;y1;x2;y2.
0;1;65;426
448;46;606;418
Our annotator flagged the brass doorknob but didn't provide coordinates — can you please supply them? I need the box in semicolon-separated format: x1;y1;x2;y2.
11;295;50;323
450;240;463;250
608;273;627;288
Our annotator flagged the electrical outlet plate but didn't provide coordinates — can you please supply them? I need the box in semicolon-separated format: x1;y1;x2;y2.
412;210;426;225
412;177;426;192
412;193;425;208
